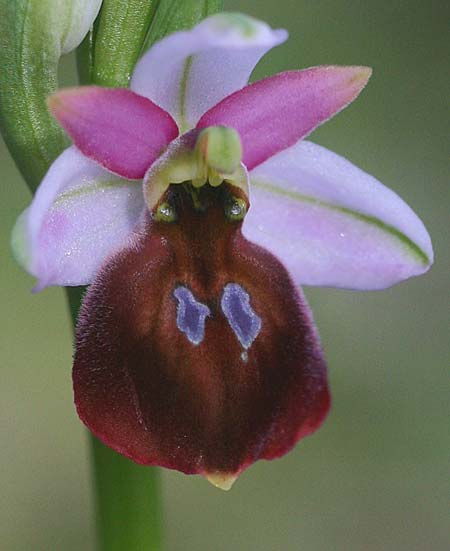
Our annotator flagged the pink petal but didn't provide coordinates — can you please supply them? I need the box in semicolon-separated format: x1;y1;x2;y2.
48;87;179;179
245;141;433;290
131;13;287;130
12;147;145;289
197;66;371;170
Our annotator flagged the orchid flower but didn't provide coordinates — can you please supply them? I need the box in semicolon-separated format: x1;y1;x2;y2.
12;13;433;490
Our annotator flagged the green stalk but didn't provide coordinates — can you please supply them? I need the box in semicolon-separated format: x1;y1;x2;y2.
91;438;163;550
85;0;160;87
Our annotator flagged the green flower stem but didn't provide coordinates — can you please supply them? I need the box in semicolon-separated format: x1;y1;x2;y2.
91;437;163;551
79;0;160;87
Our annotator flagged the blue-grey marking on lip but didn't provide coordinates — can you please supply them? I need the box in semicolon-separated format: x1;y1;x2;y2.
174;286;211;346
221;283;262;349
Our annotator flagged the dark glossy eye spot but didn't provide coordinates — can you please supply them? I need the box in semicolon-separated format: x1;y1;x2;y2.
154;201;177;223
224;196;247;222
174;286;210;345
221;283;261;349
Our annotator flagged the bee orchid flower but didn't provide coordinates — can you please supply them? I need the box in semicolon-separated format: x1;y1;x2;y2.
12;13;433;489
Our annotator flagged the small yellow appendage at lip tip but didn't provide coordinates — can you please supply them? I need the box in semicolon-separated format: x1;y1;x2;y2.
350;66;372;86
205;472;239;491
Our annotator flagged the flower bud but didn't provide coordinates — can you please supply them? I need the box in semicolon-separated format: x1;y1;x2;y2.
56;0;103;53
0;0;102;190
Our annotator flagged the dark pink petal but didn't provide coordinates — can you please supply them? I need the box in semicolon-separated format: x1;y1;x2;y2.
48;87;179;179
197;66;371;170
73;184;329;488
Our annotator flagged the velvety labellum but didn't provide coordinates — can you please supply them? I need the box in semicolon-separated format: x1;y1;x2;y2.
73;184;330;487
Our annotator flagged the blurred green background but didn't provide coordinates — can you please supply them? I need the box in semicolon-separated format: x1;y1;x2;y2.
1;1;448;550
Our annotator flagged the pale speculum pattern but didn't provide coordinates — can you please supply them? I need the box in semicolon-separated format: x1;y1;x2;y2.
173;286;211;345
221;283;262;349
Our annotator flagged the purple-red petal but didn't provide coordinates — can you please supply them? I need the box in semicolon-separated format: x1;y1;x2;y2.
48;87;179;179
73;185;330;485
197;66;371;170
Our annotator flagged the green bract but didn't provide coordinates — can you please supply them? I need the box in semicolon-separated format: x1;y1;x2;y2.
79;0;159;87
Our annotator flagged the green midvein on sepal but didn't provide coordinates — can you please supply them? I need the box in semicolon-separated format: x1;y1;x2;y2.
252;179;430;266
